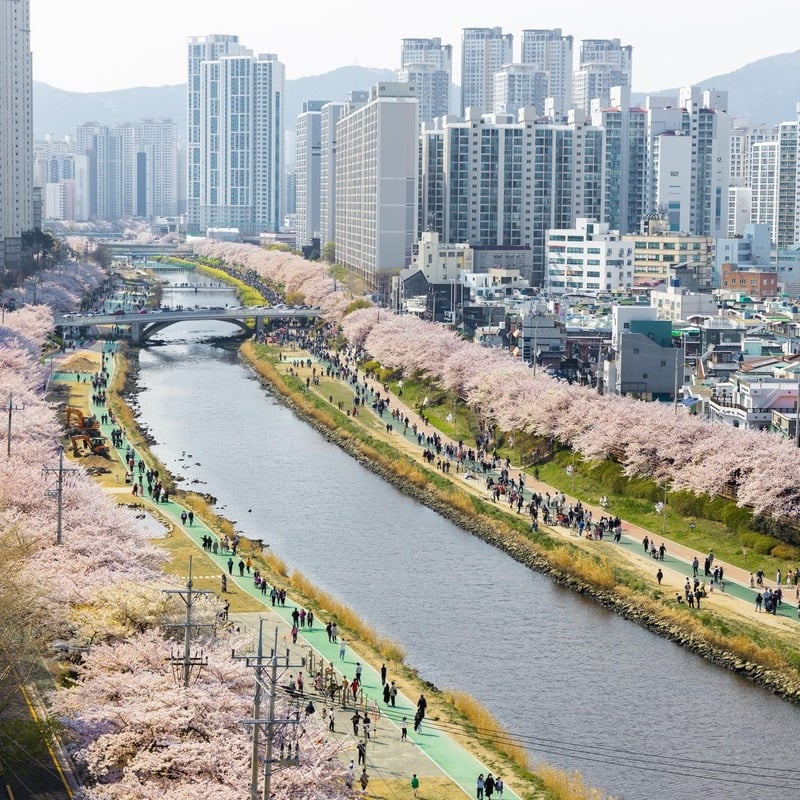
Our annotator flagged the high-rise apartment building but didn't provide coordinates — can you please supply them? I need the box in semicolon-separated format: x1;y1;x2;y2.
591;86;648;234
572;38;632;113
335;83;419;290
76;123;123;222
187;35;285;236
1;0;33;271
295;101;325;252
460;27;513;116
493;64;548;116
397;38;452;125
419;108;605;285
319;101;347;248
119;119;178;218
520;29;573;121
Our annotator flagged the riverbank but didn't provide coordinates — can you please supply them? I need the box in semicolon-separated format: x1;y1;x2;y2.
238;339;800;705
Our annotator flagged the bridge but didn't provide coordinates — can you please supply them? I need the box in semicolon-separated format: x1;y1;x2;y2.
55;307;322;344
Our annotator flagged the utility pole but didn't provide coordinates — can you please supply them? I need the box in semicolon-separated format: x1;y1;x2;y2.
43;444;77;544
238;625;305;800
163;556;213;687
1;392;24;457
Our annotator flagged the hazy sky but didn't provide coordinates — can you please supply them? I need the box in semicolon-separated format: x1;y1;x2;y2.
31;0;798;93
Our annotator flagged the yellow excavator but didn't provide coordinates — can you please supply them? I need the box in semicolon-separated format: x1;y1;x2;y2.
65;407;101;433
65;407;108;457
69;433;110;458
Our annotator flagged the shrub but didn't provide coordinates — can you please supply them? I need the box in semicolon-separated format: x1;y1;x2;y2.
668;490;707;518
771;542;800;561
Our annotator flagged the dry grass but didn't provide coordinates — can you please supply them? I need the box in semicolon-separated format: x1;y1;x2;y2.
179;493;235;539
442;689;530;771
549;546;617;590
264;550;289;577
288;569;407;663
536;763;617;800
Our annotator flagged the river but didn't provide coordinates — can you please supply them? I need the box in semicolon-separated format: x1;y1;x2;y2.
133;272;800;800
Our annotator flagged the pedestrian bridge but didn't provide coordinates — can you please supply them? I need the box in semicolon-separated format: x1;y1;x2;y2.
55;307;322;343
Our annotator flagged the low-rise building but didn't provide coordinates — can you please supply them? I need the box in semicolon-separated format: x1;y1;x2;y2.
650;278;717;322
546;218;633;296
601;306;681;401
708;356;800;430
625;217;713;288
720;263;779;297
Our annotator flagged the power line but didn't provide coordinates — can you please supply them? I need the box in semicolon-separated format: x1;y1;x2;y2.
381;712;800;788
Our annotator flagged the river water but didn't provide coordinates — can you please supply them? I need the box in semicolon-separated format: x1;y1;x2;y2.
133;272;800;800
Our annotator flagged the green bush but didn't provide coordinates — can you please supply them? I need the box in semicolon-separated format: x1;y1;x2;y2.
668;490;707;518
740;531;780;555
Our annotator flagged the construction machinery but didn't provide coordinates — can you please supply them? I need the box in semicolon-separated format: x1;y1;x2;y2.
65;407;101;433
69;433;110;458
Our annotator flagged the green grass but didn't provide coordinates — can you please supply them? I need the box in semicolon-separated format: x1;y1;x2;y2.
533;451;800;578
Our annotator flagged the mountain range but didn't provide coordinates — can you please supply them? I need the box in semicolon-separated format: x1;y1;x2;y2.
33;50;800;142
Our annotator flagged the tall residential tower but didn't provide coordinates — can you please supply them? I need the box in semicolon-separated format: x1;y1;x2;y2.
187;35;285;236
1;0;33;271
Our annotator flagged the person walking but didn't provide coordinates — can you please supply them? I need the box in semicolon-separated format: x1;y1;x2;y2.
476;773;485;799
401;717;408;740
485;773;496;799
339;638;347;661
495;776;504;798
360;769;369;791
381;663;387;685
383;681;391;704
389;681;397;707
351;710;361;736
227;557;234;575
357;740;366;765
410;774;420;798
656;568;663;585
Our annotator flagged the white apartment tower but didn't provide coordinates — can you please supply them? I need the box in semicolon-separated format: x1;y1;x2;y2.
572;39;633;113
295;101;325;252
335;83;419;289
520;29;573;121
398;38;452;125
187;35;285;236
319;101;347;248
187;35;242;234
460;27;513;116
119;119;178;218
493;64;548;116
1;0;33;271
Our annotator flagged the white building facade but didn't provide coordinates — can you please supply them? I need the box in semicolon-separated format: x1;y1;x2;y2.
295;101;325;252
1;0;33;270
335;83;419;289
545;217;633;295
398;38;452;125
520;29;573;122
187;36;284;236
460;27;513;116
